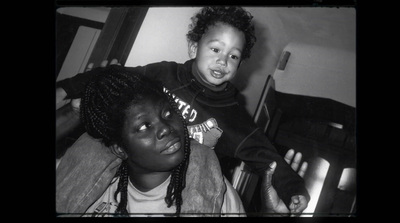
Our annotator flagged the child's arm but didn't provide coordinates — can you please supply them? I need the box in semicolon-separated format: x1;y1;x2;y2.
56;66;109;99
56;59;133;100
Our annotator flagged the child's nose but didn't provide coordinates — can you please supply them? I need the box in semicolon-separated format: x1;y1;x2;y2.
216;54;227;66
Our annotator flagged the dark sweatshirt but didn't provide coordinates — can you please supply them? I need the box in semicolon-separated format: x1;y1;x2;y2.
57;59;310;206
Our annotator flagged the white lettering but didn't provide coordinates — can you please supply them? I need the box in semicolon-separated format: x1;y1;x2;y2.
163;87;198;123
188;109;197;122
182;105;190;119
176;100;187;110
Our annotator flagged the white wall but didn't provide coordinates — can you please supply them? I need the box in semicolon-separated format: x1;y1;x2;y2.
272;42;356;107
125;7;356;115
126;7;201;66
239;7;356;113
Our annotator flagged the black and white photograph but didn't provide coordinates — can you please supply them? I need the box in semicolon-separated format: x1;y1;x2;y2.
55;3;357;218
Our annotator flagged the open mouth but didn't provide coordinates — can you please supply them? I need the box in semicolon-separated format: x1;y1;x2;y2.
210;69;226;79
160;138;182;155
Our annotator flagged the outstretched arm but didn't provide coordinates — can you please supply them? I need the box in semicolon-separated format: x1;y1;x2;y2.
56;60;120;144
56;59;121;112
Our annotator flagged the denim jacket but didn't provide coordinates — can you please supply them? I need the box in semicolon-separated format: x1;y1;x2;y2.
56;133;226;216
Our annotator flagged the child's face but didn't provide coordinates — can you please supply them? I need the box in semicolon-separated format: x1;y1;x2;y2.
190;22;245;87
120;94;185;173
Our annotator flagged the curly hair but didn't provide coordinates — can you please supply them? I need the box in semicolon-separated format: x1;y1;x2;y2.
80;65;190;216
186;6;257;60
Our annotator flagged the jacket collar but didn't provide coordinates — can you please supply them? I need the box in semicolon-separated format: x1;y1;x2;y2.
181;139;226;215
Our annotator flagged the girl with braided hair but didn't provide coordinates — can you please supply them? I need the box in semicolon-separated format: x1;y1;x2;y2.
57;65;245;217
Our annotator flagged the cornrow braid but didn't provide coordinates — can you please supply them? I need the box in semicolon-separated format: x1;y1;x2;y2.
80;65;190;216
114;160;129;216
164;90;190;216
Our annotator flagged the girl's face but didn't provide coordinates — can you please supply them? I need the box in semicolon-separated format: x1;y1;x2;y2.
190;22;246;87
120;94;185;174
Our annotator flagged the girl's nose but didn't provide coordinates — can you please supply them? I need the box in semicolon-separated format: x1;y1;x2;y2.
157;123;172;139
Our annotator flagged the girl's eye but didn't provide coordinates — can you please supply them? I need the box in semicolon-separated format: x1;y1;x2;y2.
138;123;150;132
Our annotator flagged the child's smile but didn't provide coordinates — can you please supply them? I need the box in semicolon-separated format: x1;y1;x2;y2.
210;68;228;79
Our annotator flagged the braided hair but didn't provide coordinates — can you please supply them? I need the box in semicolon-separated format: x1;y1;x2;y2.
80;65;190;216
186;6;257;61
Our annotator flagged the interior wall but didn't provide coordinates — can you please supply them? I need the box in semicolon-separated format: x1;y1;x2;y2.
126;7;200;66
55;7;108;80
125;6;356;115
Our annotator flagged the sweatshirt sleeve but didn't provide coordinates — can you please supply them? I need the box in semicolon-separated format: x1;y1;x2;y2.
55;65;146;99
56;67;102;99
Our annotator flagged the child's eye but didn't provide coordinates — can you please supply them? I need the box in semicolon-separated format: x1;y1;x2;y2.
230;54;240;60
211;48;220;53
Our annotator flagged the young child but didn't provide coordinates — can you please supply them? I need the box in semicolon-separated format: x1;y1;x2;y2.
56;6;309;214
56;66;246;216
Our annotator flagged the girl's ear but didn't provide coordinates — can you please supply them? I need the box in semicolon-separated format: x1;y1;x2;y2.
110;145;128;160
188;41;198;59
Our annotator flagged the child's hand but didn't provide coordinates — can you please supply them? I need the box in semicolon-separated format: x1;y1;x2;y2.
284;149;308;178
284;149;309;215
97;59;121;69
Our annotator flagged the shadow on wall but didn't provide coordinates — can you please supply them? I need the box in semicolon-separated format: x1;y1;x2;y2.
232;19;270;108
